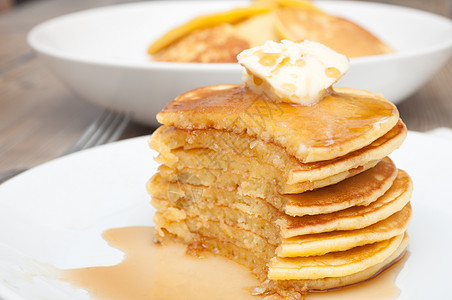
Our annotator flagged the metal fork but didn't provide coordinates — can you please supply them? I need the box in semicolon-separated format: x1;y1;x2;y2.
0;109;132;185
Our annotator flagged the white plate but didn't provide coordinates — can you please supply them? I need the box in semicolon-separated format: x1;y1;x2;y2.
0;131;452;299
27;1;452;126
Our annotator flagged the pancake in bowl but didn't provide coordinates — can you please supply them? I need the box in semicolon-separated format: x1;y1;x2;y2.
150;0;393;62
274;8;393;57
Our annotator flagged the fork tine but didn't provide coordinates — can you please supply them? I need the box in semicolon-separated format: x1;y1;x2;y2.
65;110;113;154
106;114;132;144
87;110;119;147
93;112;126;146
65;110;131;155
0;109;132;185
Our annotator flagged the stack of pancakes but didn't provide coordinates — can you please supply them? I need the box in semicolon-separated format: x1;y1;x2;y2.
148;85;412;296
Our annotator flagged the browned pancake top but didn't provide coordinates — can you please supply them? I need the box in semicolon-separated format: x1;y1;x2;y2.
281;170;412;237
157;85;399;163
275;8;393;57
153;24;250;63
289;120;405;173
285;157;397;216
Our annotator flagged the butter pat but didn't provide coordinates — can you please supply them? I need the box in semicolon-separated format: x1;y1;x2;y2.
237;40;349;105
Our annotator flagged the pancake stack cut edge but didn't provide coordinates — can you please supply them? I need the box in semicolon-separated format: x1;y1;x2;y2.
147;83;412;297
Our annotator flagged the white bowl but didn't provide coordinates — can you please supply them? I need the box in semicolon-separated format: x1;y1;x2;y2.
28;0;452;126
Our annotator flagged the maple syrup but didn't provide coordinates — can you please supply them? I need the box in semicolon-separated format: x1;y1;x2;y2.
63;226;406;300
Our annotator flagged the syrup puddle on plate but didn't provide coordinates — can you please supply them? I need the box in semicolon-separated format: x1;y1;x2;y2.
61;226;407;300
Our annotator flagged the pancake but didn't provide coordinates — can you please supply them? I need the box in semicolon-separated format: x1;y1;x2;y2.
153;24;250;63
150;158;396;216
285;157;397;216
157;85;400;163
148;5;272;58
157;159;379;198
148;173;282;219
152;121;405;196
234;12;280;48
269;233;405;280
279;203;411;257
261;234;409;293
150;121;406;186
275;8;393;58
151;196;282;245
155;146;384;190
149;1;393;62
280;170;412;237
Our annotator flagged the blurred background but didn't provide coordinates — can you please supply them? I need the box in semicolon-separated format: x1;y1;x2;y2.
0;0;451;177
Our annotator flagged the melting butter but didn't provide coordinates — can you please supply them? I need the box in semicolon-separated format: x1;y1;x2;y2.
237;40;349;106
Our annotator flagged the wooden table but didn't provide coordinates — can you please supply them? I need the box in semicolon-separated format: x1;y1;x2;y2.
1;0;451;175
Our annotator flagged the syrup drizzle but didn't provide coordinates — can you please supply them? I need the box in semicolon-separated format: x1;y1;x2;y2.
62;226;406;300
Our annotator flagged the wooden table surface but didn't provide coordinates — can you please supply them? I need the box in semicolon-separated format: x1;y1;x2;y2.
0;0;451;175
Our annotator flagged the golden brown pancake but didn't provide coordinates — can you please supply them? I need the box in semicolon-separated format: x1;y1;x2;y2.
148;173;282;219
150;158;396;216
150;1;393;62
262;234;409;293
284;157;397;216
156;159;379;198
280;170;412;237
148;5;273;58
150;121;406;187
151;120;406;197
157;85;400;163
234;12;280;48
275;8;393;58
153;24;250;63
279;203;411;257
151;193;282;246
269;233;404;280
